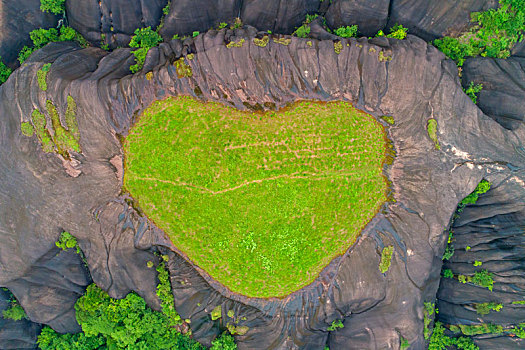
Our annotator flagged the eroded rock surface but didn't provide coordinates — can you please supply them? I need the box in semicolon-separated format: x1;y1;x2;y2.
437;175;525;348
1;27;524;349
0;0;58;67
462;57;525;130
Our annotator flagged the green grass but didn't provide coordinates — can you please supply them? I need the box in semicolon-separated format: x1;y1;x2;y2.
124;97;388;298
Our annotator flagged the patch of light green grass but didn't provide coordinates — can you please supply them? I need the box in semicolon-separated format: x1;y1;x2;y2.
124;97;388;298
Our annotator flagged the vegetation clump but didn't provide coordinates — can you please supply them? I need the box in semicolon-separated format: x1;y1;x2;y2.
19;27;88;64
40;0;65;15
20;122;34;137
427;118;440;150
334;41;343;54
335;25;358;38
0;57;12;85
273;37;291;45
424;302;437;340
2;301;27;321
434;0;525;66
253;36;269;47
428;322;479;350
129;27;163;73
174;57;193;78
379;245;394;273
124;97;388;297
226;39;245;48
378;51;392;62
55;231;81;254
475;302;502;315
464;82;483;104
24;96;80;155
376;24;408;40
36;261;217;349
37;63;51;91
327;319;344;331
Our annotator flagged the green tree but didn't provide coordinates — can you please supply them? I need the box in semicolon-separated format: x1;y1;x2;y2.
40;0;65;15
129;27;163;73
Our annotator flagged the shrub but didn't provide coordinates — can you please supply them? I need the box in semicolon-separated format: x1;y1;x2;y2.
400;337;410;350
40;0;65;15
2;302;27;321
162;1;170;15
469;269;494;291
0;57;12;85
464;82;483;104
459;180;491;208
192;31;200;38
211;332;237;350
443;269;454;278
218;22;228;29
379;245;394;273
37;262;210;349
428;322;479;350
475;302;502;315
473;260;482;267
327;319;344;331
442;245;454;261
294;24;311;38
156;260;182;326
376;24;408;40
424;302;437;340
387;24;408;40
18;27;88;64
129;27;163;73
55;231;81;254
434;0;525;66
334;25;358;38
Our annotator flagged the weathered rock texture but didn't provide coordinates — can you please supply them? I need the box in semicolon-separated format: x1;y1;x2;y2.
62;0;498;50
386;0;498;41
462;56;525;131
66;0;168;49
0;0;58;67
437;175;525;348
1;27;524;349
0;289;41;350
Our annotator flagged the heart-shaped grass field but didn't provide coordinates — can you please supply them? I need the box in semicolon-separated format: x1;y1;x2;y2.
124;97;388;298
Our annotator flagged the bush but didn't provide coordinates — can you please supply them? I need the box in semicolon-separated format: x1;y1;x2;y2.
434;0;525;66
18;27;88;64
470;269;494;291
129;27;163;73
464;82;483;104
443;269;454;278
334;25;358;38
37;262;211;349
211;332;236;350
376;24;408;40
55;231;81;254
475;302;502;315
40;0;65;15
327;319;344;331
0;57;12;85
428;322;479;350
424;302;436;340
2;302;27;321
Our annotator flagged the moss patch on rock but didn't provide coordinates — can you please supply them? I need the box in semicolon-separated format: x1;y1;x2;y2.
124;97;388;297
